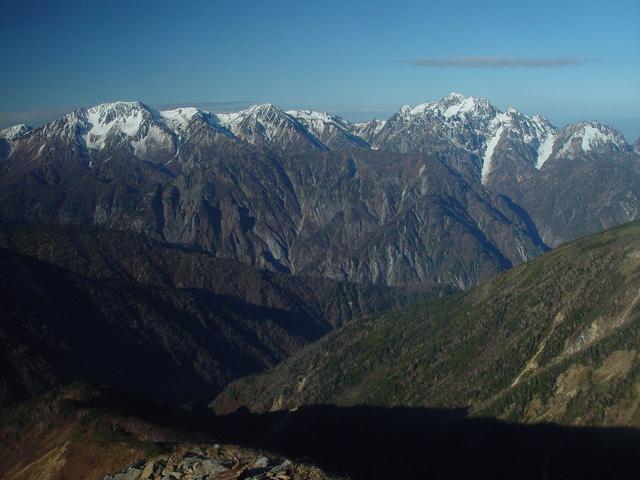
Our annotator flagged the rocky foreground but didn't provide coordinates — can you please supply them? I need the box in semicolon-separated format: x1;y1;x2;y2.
104;445;335;480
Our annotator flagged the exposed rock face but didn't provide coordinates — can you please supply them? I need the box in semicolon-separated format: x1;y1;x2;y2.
1;93;637;285
352;118;386;144
0;121;546;287
105;450;303;480
499;149;640;247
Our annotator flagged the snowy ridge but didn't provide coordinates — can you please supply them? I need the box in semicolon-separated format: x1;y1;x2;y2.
558;122;629;156
287;109;370;149
5;94;632;177
214;103;325;150
0;124;32;141
353;119;386;144
372;92;634;181
160;107;204;132
378;93;559;180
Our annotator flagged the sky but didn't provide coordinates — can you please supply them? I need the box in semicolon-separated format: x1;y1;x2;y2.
1;0;639;140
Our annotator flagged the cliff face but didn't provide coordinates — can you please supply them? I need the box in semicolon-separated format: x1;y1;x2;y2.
0;126;546;288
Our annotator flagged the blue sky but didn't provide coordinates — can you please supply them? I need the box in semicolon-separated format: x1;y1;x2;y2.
1;0;639;140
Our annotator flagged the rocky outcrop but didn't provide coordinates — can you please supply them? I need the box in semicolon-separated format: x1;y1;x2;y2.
104;447;321;480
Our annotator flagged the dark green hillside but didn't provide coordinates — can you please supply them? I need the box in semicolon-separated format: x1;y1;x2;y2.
214;220;640;427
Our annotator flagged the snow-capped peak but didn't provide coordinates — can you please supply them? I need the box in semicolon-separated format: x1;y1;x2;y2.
442;96;487;118
63;100;180;157
286;109;338;124
216;103;287;130
444;92;465;100
79;101;156;149
398;101;438;117
158;106;224;135
397;93;494;120
214;103;325;150
286;109;370;149
286;109;354;132
0;124;32;141
557;122;629;156
160;107;202;129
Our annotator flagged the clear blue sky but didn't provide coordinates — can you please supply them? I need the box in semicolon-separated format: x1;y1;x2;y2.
1;0;639;140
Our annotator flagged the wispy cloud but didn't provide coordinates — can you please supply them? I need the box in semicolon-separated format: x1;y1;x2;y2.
403;56;596;69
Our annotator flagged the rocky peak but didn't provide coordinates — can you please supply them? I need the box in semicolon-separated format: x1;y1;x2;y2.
555;121;629;157
0;124;32;141
216;103;325;151
286;109;369;149
438;92;495;119
78;101;161;150
353;119;386;144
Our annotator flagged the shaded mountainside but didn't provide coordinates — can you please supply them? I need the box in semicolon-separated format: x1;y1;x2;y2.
0;225;437;406
0;384;336;480
3;383;640;480
214;221;640;427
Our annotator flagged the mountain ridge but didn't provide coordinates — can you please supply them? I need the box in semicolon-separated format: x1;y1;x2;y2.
1;93;638;286
213;220;640;427
2;93;631;163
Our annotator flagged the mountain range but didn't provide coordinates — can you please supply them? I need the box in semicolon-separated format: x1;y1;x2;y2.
2;92;640;479
2;93;638;289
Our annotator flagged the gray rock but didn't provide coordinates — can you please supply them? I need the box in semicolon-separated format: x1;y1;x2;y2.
253;456;269;468
123;469;142;480
140;460;166;480
200;459;229;475
270;459;293;474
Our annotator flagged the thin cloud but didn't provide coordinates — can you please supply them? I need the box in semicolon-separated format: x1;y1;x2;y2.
403;56;596;68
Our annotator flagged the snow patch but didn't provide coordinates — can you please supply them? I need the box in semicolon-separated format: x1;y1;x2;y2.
482;125;505;183
536;133;556;168
160;107;202;131
0;124;32;140
443;97;480;118
81;102;148;150
580;124;610;151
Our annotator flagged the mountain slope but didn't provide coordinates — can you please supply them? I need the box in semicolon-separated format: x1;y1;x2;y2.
503;149;640;247
214;220;640;427
1;94;637;284
286;109;370;149
0;124;547;288
0;225;432;406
